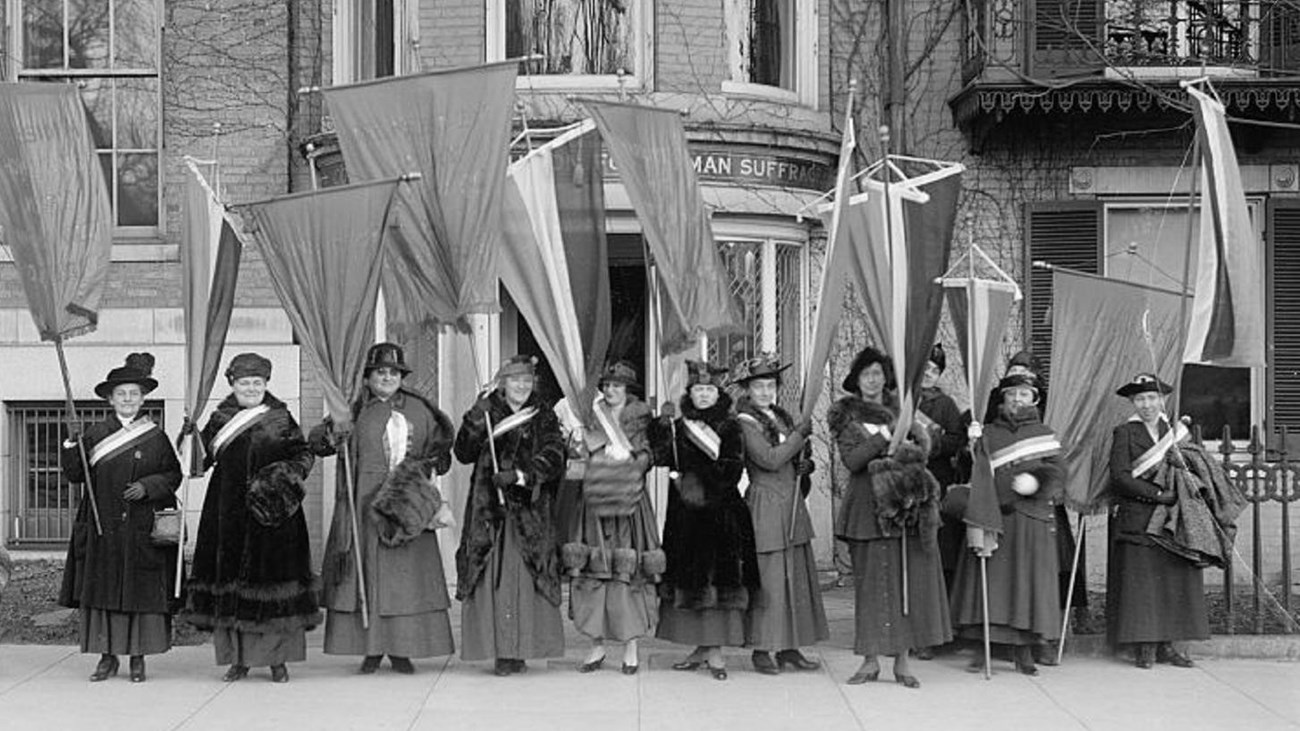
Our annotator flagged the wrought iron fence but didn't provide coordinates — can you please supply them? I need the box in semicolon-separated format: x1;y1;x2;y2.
1197;423;1300;634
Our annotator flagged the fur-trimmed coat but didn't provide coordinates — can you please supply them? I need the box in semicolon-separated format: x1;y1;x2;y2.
311;387;455;615
453;390;567;606
59;416;182;614
649;393;759;611
183;393;321;634
735;397;815;553
829;395;941;544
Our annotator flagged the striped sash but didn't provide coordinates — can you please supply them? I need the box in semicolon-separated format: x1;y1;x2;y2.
491;406;538;438
592;397;634;458
89;418;159;467
211;404;271;459
683;419;721;461
1131;417;1190;479
988;433;1062;471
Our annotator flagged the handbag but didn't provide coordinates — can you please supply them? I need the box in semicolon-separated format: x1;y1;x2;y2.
151;508;182;546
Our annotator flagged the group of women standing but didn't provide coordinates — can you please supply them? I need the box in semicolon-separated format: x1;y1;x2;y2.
57;341;1209;685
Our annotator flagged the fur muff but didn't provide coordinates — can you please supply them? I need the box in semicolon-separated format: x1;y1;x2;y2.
246;461;306;528
561;542;589;577
612;547;638;582
369;457;442;547
869;442;940;536
640;549;666;578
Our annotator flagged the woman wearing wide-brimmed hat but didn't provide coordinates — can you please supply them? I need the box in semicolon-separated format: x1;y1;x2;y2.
58;353;182;683
183;353;320;684
650;360;759;681
830;347;948;689
454;354;568;676
562;360;664;675
733;353;829;675
311;342;457;675
1106;373;1207;669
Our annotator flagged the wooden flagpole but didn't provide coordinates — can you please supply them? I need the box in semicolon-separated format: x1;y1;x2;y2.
1056;514;1087;664
56;339;102;535
341;441;369;629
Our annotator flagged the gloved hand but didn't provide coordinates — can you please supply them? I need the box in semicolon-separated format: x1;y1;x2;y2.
967;421;983;441
795;418;813;438
660;401;678;419
493;470;520;488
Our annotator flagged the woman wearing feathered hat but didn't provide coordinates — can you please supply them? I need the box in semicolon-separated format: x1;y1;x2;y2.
1106;373;1207;669
183;353;320;684
733;353;829;675
949;372;1065;676
829;346;949;688
310;343;457;675
562;360;664;675
650;359;759;680
58;353;182;683
454;354;568;676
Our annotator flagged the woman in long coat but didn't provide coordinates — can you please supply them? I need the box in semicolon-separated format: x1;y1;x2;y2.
950;373;1065;675
59;353;182;683
1106;373;1207;668
564;361;663;674
454;355;568;676
312;343;457;675
830;347;948;689
733;354;828;675
650;360;759;681
183;353;320;683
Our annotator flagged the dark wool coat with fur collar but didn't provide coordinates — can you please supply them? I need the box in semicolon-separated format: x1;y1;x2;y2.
649;393;759;611
453;390;567;606
183;393;321;634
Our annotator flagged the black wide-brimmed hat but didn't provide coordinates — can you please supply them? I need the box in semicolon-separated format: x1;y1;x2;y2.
598;360;640;389
731;352;790;386
1116;373;1174;399
95;353;158;399
364;342;412;376
994;372;1040;399
842;346;896;395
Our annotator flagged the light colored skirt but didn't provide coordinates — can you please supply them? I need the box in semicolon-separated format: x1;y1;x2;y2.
324;609;455;658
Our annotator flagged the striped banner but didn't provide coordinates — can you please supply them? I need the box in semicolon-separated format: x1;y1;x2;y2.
1184;86;1265;368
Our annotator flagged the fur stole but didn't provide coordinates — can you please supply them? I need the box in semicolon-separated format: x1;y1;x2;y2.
369;456;445;547
735;397;794;446
828;395;896;437
246;461;306;528
680;391;734;427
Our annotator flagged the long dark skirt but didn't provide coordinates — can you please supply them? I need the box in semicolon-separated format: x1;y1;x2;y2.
951;512;1061;646
81;609;171;656
745;542;829;651
1107;539;1209;645
848;536;951;657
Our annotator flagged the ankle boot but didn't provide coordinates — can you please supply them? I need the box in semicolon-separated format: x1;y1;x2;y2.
90;654;119;682
751;650;779;675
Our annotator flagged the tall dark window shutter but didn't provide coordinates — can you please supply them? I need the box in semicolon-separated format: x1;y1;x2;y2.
1268;199;1300;430
1029;0;1104;77
1024;200;1102;381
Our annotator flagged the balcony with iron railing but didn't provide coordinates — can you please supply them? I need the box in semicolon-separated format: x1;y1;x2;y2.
952;0;1300;148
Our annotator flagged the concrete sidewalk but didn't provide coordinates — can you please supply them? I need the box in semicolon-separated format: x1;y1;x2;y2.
3;638;1299;730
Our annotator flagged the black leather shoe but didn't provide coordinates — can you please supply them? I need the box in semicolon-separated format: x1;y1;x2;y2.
511;660;527;674
671;659;702;671
1034;643;1060;667
775;649;820;671
621;662;639;675
708;664;728;681
270;664;289;683
1157;644;1194;668
129;656;146;683
223;664;249;682
577;656;605;673
389;656;415;674
895;673;921;689
493;659;513;676
751;651;779;675
1135;644;1155;669
90;654;119;682
359;656;382;674
1014;646;1038;676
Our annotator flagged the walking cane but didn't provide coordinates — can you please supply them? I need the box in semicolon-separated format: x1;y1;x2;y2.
341;441;369;629
1056;514;1087;665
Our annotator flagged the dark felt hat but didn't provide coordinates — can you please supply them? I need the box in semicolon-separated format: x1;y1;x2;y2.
842;346;896;395
95;353;158;399
598;360;640;389
731;352;790;385
495;354;538;381
226;352;272;382
995;372;1040;398
364;342;412;376
1116;373;1174;399
685;359;729;388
